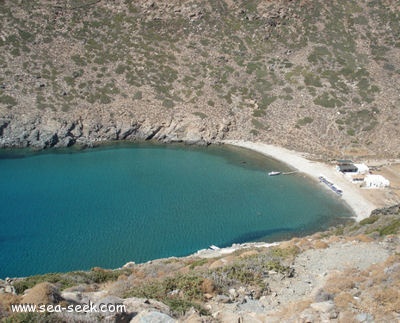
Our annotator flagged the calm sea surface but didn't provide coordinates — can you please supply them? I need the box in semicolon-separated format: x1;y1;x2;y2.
0;143;353;277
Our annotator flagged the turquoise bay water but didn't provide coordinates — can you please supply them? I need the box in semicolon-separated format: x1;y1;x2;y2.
0;143;353;277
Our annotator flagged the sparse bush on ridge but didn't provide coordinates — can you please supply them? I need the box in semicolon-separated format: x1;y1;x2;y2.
122;250;295;316
125;273;209;316
0;95;17;107
188;258;209;269
296;117;314;127
360;215;380;225
13;268;131;294
377;219;400;236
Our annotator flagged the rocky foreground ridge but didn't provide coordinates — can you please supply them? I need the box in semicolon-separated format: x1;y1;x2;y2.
1;205;399;322
1;0;400;157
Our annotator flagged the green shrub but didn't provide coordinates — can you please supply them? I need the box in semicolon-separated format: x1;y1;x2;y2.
162;99;174;109
333;226;344;236
61;104;71;112
258;96;277;109
270;246;300;258
283;87;293;93
87;268;123;284
18;29;35;42
71;54;87;66
13;269;129;294
133;91;143;100
347;129;355;136
72;69;84;78
280;94;293;101
13;273;70;294
193;112;207;119
2;312;58;323
10;48;20;56
304;72;322;87
99;93;112;104
211;257;290;290
252;118;268;130
115;64;126;74
253;109;266;117
0;95;17;107
360;215;379;225
296;117;314;126
64;76;75;86
126;274;209;317
378;219;400;236
383;63;396;71
164;298;209;317
362;121;378;132
246;62;261;74
307;46;331;63
189;258;208;269
313;92;343;108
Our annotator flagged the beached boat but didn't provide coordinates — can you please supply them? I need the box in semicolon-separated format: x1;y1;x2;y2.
268;171;281;176
209;245;220;250
319;175;343;196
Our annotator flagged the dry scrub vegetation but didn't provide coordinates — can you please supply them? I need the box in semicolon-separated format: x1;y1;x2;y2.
0;0;399;156
322;254;400;320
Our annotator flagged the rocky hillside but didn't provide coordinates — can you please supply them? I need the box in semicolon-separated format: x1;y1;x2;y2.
1;205;399;322
0;0;399;157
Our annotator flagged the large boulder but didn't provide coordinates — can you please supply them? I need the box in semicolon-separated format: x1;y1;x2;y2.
130;309;176;323
22;282;63;305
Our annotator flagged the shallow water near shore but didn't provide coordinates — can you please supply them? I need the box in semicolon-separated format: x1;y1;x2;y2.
0;143;353;277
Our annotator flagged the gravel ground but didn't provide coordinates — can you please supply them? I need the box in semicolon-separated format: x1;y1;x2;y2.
208;240;391;321
277;241;390;303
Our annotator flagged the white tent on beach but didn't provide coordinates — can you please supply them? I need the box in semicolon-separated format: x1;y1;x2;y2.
364;174;390;188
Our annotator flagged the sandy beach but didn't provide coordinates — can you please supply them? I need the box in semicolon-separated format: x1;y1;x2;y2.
223;140;378;221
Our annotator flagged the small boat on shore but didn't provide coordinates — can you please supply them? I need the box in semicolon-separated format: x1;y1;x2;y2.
209;245;220;251
268;171;281;176
319;175;343;196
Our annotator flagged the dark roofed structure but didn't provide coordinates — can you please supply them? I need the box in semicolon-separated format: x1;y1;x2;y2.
337;160;358;172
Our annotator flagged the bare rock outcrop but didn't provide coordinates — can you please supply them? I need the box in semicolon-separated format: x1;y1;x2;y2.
0;112;233;149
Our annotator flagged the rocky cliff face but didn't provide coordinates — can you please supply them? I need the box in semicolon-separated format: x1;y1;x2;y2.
0;111;233;148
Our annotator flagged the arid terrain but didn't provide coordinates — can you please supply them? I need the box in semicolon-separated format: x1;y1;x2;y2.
0;0;399;158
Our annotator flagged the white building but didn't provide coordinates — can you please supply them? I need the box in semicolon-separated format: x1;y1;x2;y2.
364;174;390;188
354;163;369;174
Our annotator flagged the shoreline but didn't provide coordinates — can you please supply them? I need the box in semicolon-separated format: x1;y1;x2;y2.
0;139;380;221
222;140;377;221
0;138;379;221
